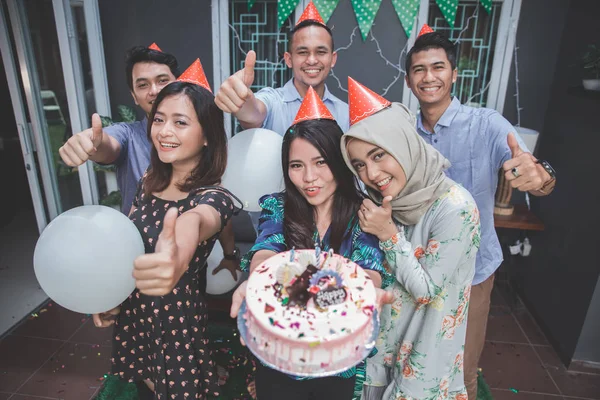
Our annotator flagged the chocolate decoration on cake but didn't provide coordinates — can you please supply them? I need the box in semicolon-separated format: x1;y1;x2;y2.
285;264;318;307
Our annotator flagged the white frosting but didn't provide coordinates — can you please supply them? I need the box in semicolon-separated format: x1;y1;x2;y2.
244;249;377;375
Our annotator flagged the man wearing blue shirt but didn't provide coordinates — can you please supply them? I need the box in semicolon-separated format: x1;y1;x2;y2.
405;31;556;399
59;46;241;282
215;19;349;133
59;45;179;214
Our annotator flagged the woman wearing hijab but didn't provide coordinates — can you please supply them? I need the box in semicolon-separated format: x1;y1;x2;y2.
340;78;481;400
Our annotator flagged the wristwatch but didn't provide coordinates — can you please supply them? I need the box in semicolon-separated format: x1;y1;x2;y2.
223;246;241;262
536;160;556;192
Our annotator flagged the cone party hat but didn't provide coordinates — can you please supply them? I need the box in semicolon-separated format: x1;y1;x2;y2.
417;24;434;38
148;42;162;52
348;77;391;126
177;59;212;93
292;86;335;125
296;1;325;26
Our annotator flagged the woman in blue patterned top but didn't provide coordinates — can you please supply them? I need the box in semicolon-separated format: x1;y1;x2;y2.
230;117;392;400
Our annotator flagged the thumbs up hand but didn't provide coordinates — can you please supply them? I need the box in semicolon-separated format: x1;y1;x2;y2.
58;113;104;167
133;208;186;296
358;196;398;242
375;288;394;313
502;133;545;192
215;51;257;114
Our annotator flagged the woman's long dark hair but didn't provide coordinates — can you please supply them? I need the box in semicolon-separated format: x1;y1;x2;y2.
282;119;363;253
144;81;227;197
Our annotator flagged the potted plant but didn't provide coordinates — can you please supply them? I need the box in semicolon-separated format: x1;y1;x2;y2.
100;190;122;211
582;44;600;91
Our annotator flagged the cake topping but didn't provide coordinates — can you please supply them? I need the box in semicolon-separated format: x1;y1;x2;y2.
309;270;343;289
264;304;275;313
286;264;318;307
275;262;304;286
315;286;347;309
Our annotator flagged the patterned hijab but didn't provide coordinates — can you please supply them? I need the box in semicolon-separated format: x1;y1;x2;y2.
341;103;454;226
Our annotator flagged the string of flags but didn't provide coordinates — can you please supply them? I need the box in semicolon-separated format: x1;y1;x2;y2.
247;0;493;39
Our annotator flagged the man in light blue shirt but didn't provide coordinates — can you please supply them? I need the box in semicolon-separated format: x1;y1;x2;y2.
405;30;556;399
215;19;349;133
255;78;349;133
59;45;179;214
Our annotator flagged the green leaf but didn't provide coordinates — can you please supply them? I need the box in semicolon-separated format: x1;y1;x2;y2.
99;115;114;128
117;105;137;123
100;190;122;207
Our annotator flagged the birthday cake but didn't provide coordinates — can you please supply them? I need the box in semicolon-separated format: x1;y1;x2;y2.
240;249;378;376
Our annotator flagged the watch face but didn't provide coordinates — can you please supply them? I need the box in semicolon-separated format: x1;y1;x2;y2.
224;247;240;261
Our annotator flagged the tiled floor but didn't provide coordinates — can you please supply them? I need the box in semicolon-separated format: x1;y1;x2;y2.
0;285;598;399
0;210;48;337
481;288;600;400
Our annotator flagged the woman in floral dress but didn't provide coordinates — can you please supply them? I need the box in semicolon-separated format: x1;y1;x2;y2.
93;80;235;399
341;102;481;400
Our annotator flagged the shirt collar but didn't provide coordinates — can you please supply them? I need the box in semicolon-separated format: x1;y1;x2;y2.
437;97;461;127
417;96;461;133
282;78;333;103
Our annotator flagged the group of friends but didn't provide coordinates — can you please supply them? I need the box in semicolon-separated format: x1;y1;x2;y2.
58;3;557;399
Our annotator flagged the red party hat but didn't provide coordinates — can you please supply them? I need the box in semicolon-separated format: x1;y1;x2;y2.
417;24;434;38
348;77;391;126
292;86;334;125
296;1;325;26
148;42;162;52
177;59;212;93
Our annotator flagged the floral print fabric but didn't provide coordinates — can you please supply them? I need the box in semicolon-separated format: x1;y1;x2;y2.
239;192;391;398
365;185;480;400
110;178;234;399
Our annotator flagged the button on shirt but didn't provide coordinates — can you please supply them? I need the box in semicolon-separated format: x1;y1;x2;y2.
104;118;151;214
255;79;350;135
416;97;528;285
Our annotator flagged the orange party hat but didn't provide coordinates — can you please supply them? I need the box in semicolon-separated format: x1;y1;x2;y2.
296;1;325;26
348;77;391;126
292;86;335;125
417;24;434;38
177;59;212;93
148;42;162;52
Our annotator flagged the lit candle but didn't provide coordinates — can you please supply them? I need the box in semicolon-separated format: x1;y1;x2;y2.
290;247;295;262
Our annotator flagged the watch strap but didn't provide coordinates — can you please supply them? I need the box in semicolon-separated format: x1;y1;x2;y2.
536;160;556;178
223;247;240;261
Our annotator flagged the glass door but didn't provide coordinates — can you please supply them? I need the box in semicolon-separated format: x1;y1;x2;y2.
1;0;109;230
0;2;47;230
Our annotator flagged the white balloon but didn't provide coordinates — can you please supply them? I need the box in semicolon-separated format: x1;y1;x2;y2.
222;128;285;212
33;205;144;314
205;241;244;295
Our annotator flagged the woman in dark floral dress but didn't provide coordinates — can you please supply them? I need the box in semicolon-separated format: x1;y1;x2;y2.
93;77;234;399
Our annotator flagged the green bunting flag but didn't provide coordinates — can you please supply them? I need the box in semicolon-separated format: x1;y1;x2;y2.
248;0;256;11
278;0;301;29
436;0;459;28
479;0;492;14
313;0;340;24
351;0;384;41
391;0;420;38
